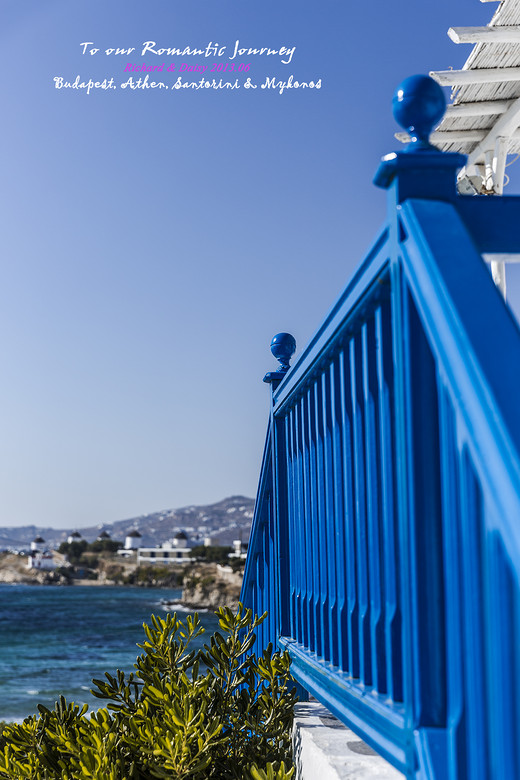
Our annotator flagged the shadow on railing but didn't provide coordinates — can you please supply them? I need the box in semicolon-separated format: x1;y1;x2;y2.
240;76;520;779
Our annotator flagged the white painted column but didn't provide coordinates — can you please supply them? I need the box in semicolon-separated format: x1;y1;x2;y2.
490;137;509;298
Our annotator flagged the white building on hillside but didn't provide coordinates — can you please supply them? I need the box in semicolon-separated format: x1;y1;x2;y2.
173;531;188;548
229;539;248;560
124;530;142;550
28;538;57;571
28;551;57;571
67;531;82;544
31;536;46;552
138;531;193;565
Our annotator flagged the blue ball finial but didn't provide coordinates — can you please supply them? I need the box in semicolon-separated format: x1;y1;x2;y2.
270;332;296;373
392;75;446;149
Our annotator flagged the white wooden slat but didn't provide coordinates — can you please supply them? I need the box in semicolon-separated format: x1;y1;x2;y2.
449;26;520;44
446;100;513;117
395;129;520;143
431;68;520;86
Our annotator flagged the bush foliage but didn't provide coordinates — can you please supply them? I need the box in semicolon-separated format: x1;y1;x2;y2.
58;539;122;562
0;606;296;779
189;546;233;564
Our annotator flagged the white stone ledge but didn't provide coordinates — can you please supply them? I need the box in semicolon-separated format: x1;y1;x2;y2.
292;702;404;779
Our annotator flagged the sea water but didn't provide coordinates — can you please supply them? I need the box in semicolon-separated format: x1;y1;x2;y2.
0;584;219;722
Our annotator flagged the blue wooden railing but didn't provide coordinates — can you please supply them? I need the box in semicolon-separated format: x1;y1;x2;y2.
240;76;520;779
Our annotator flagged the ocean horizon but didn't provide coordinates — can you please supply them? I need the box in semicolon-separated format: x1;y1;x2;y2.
0;584;219;722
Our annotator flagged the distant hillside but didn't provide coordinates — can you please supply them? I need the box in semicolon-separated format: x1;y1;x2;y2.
0;496;255;551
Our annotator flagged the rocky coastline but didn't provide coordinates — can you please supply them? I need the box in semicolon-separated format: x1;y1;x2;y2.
0;553;243;610
179;563;243;612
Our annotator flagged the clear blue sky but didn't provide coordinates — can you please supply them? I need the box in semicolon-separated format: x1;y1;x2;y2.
2;0;518;528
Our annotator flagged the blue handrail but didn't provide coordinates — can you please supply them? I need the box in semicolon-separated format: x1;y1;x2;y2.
241;76;520;779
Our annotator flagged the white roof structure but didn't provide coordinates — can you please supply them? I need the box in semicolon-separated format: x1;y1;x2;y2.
396;0;520;295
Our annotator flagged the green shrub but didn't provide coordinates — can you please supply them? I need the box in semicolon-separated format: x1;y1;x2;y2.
58;540;88;562
190;545;233;564
77;554;99;569
89;539;123;554
122;565;184;587
54;566;73;581
0;606;296;779
229;559;245;574
136;565;173;582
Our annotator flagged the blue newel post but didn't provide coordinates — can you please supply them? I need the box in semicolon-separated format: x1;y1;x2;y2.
374;74;466;203
376;75;466;778
263;332;299;695
263;332;296;387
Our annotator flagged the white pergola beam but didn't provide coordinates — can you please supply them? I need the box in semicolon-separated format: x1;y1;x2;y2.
446;100;513;117
431;67;520;86
465;94;520;166
449;26;520;44
471;94;520;141
395;128;520;143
